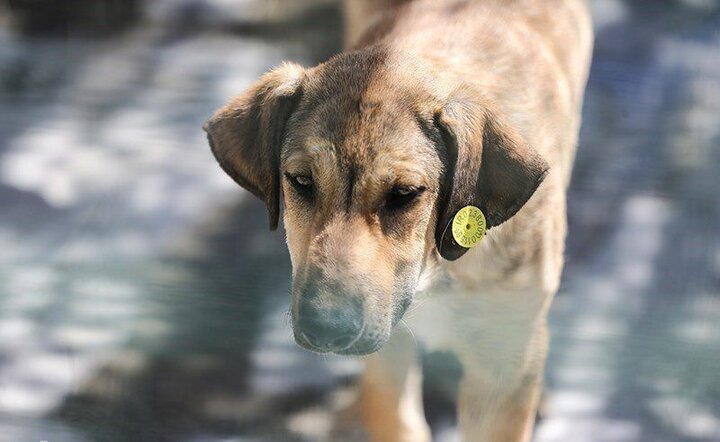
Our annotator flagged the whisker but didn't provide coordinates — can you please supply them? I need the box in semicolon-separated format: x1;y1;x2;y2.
401;318;418;350
405;298;428;317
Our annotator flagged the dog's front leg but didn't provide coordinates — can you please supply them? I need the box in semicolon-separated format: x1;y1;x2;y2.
456;326;548;442
457;371;543;442
360;328;431;442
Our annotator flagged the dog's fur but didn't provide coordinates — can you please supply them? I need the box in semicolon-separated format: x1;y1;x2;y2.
205;0;593;440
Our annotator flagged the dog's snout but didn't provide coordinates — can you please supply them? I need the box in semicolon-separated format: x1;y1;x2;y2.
295;294;364;353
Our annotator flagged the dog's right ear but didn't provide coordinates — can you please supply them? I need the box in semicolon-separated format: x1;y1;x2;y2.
204;63;306;230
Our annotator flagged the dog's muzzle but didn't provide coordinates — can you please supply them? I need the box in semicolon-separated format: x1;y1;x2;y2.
294;289;364;353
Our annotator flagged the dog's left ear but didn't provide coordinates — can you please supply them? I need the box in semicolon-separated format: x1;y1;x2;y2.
434;95;550;260
204;63;306;230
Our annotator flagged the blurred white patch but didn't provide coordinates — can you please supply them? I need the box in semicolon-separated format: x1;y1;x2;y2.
536;416;640;442
0;384;59;414
650;397;720;439
545;389;608;416
0;318;34;341
287;408;333;440
53;325;124;348
589;0;628;30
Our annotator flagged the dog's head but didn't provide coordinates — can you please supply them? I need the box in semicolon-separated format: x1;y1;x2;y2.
205;49;548;355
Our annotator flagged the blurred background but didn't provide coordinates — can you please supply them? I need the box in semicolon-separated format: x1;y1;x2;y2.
0;0;719;441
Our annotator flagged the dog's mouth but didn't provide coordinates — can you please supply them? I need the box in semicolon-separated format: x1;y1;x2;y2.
291;289;416;356
293;323;390;356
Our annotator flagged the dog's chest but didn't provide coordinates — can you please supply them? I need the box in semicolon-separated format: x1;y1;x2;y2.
405;283;546;387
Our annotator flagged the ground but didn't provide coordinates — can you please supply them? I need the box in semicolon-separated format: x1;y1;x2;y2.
0;1;719;441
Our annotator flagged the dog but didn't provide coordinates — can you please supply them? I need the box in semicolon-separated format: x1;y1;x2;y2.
204;0;593;440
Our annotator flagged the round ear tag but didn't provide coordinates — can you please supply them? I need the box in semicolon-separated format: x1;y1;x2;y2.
451;206;486;248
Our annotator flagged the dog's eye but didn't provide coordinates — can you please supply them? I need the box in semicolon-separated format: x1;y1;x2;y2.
385;186;426;211
286;173;314;197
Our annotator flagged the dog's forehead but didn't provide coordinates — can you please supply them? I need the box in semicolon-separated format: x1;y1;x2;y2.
286;98;427;167
299;47;437;118
307;47;392;97
281;49;442;184
285;102;431;176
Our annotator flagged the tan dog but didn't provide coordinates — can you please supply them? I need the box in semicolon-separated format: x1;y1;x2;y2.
205;0;593;440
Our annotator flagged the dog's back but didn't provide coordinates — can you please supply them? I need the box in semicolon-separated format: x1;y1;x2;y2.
347;0;592;86
346;0;592;183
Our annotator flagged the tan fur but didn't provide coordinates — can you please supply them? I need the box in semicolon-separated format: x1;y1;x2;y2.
205;0;593;440
343;0;413;45
360;329;431;442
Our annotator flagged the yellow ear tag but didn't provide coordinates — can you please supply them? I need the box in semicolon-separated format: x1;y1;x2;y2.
451;205;486;248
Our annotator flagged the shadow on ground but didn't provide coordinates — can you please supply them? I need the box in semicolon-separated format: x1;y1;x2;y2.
0;1;719;441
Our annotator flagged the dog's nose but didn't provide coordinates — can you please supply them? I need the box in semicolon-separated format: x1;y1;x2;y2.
296;298;363;352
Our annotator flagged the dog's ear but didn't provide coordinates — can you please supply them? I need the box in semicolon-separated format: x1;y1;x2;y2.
204;63;306;230
434;94;549;260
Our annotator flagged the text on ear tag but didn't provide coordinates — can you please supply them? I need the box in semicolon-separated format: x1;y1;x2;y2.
451;205;486;248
